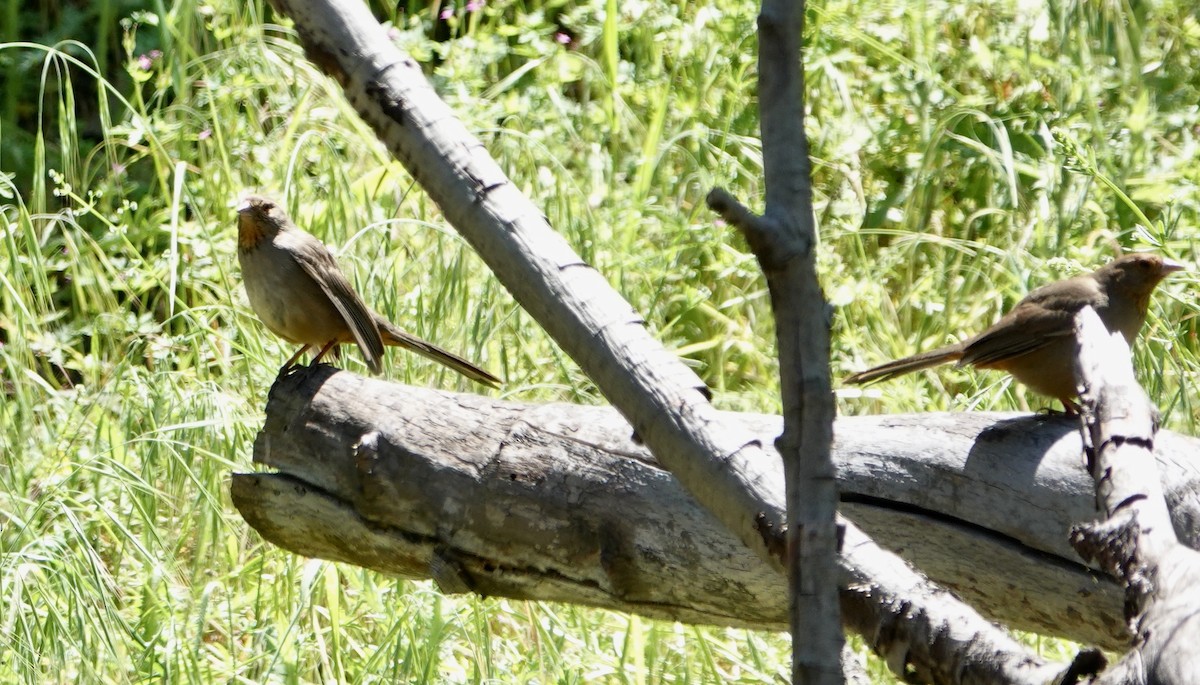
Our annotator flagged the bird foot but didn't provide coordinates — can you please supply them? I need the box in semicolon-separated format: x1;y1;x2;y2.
1034;406;1076;420
276;361;305;381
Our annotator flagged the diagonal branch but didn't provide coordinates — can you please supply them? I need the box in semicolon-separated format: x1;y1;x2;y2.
267;0;786;587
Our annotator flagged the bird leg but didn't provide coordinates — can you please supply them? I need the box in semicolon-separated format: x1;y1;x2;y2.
1037;397;1080;417
310;340;339;368
278;344;312;378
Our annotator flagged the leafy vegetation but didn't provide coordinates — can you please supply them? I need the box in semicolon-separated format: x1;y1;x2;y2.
1;0;1197;681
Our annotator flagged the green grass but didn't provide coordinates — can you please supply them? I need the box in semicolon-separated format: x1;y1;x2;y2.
2;0;1199;682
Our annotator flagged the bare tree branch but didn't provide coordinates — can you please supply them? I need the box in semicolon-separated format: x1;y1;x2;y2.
714;0;842;679
1070;308;1200;684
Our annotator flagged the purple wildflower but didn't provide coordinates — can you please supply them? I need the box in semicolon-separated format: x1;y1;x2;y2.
136;50;163;71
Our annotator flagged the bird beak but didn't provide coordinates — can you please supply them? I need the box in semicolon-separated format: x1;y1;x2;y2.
235;198;253;214
1162;258;1187;274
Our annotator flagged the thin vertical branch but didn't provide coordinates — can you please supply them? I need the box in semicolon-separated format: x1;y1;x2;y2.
712;0;843;679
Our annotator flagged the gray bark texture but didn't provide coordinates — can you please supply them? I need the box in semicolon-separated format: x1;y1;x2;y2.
727;0;843;680
232;365;1200;656
1070;309;1200;685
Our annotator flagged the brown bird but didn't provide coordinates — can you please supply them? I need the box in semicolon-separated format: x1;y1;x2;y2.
844;253;1183;412
236;195;501;387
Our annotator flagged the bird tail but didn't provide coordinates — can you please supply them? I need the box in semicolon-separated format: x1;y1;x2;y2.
379;321;502;388
843;345;963;385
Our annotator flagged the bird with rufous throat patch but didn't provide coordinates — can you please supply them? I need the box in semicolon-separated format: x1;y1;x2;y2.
236;195;500;387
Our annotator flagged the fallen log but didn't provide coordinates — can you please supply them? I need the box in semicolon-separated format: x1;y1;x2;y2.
232;365;1200;649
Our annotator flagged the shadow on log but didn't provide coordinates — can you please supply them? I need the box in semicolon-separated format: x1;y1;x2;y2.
232;365;1200;649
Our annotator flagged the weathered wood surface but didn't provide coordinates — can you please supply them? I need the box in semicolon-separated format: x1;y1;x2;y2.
1070;309;1200;684
232;366;1200;650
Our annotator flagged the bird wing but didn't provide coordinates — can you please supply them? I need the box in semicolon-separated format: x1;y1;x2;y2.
959;275;1102;368
289;234;386;374
959;306;1074;367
